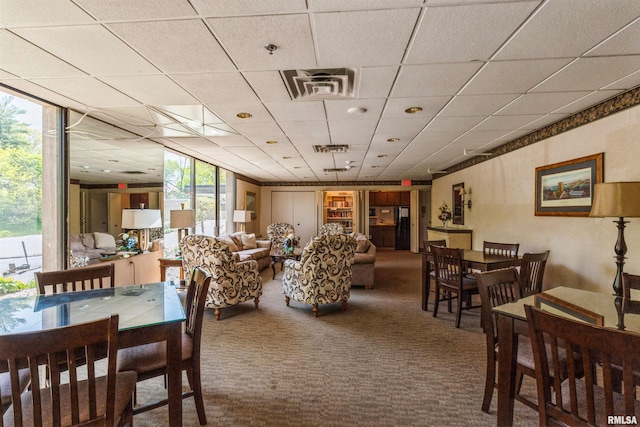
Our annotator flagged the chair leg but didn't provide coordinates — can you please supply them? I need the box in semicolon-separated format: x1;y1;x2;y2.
313;303;319;317
342;301;348;311
254;296;260;309
214;308;221;321
447;290;453;313
190;367;207;425
285;296;290;306
432;286;440;318
482;352;496;413
455;291;463;328
425;277;431;310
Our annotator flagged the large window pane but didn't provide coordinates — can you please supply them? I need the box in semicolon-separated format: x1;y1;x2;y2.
164;150;192;255
219;168;234;236
195;160;216;236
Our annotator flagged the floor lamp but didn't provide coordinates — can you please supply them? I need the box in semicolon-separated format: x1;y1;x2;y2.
590;182;640;296
170;206;196;243
121;208;162;252
233;210;252;232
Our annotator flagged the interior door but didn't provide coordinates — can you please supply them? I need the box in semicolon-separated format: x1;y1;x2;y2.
271;191;316;247
88;193;108;233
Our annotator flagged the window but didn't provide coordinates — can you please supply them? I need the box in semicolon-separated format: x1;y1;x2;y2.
164;150;192;255
194;160;216;236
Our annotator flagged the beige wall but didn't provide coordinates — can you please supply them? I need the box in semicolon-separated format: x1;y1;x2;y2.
236;180;261;235
430;104;640;294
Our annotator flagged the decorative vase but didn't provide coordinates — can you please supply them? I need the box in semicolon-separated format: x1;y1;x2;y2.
442;220;449;228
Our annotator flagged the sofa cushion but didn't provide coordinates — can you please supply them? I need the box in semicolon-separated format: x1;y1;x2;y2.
236;247;269;262
220;236;239;252
70;234;85;252
355;235;371;253
229;232;245;251
81;233;96;249
94;232;116;249
354;251;376;264
240;233;257;249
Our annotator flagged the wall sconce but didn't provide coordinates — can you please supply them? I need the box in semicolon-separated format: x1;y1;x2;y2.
459;187;471;209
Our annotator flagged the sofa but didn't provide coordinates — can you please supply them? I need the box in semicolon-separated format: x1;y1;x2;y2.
352;233;376;289
218;232;272;271
70;232;118;264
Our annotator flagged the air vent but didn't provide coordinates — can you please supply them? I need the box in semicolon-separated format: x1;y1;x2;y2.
282;68;357;100
323;168;349;173
313;144;349;153
123;171;146;174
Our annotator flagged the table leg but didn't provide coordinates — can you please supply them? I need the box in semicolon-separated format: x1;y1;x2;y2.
496;313;517;427
160;263;167;282
166;321;182;427
271;259;277;280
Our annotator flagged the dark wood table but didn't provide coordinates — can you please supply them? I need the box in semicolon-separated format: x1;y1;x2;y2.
420;249;523;311
492;286;636;426
0;282;185;427
271;249;303;279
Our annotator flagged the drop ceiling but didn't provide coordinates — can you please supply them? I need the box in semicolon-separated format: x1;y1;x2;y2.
2;0;640;184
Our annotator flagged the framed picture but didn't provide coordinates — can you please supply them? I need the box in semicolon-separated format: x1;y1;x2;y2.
535;153;604;217
452;183;464;225
245;191;257;220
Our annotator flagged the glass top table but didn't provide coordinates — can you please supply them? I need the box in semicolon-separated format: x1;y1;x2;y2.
0;282;186;427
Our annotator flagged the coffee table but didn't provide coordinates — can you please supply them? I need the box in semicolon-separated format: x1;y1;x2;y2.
271;249;303;279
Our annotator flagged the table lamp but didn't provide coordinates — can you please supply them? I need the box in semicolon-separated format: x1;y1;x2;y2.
121;208;162;252
590;182;640;296
170;204;196;243
233;210;252;232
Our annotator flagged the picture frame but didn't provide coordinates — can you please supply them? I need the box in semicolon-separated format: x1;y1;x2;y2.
452;183;464;225
535;153;604;217
245;191;257;220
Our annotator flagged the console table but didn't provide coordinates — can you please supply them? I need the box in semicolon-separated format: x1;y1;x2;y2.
426;226;472;249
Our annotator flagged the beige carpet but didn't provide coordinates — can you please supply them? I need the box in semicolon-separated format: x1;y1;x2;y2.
134;249;539;426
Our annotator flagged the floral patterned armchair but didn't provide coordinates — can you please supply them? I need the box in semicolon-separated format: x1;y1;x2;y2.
282;234;357;317
318;223;344;236
180;234;262;320
267;222;295;255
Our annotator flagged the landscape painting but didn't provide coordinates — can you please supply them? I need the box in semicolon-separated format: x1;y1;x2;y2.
535;153;603;217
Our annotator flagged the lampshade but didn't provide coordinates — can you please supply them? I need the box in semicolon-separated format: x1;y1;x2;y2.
589;182;640;218
170;209;195;229
233;210;252;223
121;209;162;229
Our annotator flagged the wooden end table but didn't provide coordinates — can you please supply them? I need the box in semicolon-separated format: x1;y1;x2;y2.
271;249;303;279
159;257;184;282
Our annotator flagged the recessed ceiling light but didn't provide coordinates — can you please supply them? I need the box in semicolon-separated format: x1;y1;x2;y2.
377;155;387;158
266;140;277;144
387;137;400;142
102;169;110;173
282;156;291;159
109;159;119;162
293;166;301;169
404;106;423;114
236;112;252;119
371;165;380;168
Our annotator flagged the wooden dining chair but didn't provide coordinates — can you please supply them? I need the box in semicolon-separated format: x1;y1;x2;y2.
483;241;520;257
525;305;640;426
622;272;640;299
35;263;115;295
423;239;446;310
117;267;212;425
518;251;550;297
430;245;480;328
0;314;137;426
476;268;538;413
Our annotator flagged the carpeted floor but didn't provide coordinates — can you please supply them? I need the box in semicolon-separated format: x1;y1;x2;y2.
134;248;539;426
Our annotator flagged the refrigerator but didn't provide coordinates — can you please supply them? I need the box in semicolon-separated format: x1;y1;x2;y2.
395;206;410;250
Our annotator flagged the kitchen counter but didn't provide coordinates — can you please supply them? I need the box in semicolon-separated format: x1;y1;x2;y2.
370;224;395;227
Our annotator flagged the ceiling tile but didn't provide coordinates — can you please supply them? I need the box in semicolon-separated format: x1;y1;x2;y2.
171;72;259;104
192;0;307;16
210;103;275;123
310;0;424;11
75;0;197;20
101;75;198;105
382;97;451;119
358;66;399;98
407;2;539;63
29;77;139;106
587;18;640;57
325;99;386;120
393;63;483;97
313;9;420;67
471;114;545;131
439;94;519;117
496;91;593;115
0;0;95;27
265;101;326;122
243;71;292;102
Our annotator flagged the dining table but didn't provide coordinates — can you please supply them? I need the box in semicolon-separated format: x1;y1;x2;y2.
492;286;638;426
0;281;186;427
420;248;523;311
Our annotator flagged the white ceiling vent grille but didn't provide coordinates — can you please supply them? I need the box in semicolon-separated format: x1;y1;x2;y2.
282;68;357;100
323;168;349;173
313;144;349;153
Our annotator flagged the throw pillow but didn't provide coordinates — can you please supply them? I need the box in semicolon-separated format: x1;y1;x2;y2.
355;236;371;253
94;232;116;249
229;232;244;251
220;236;239;252
241;233;257;249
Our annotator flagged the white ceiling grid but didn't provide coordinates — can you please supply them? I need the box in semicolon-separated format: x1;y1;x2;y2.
1;0;639;183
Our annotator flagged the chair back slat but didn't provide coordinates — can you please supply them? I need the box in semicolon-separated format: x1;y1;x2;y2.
526;305;640;426
35;263;115;295
519;251;550;297
483;241;519;257
622;272;640;299
430;246;464;287
476;268;520;338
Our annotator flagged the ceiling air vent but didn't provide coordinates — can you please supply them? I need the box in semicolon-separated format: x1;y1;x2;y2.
282;68;357;100
323;168;349;173
123;171;146;175
313;144;349;153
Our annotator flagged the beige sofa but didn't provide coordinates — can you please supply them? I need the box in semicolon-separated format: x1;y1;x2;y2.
352;233;376;289
218;232;272;271
70;232;117;264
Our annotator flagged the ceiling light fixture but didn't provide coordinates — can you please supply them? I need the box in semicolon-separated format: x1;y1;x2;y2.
463;149;492;157
405;106;423;114
428;168;447;174
282;156;291;159
265;140;277;144
377;155;387;158
265;44;278;55
387;138;400;142
236;112;252;119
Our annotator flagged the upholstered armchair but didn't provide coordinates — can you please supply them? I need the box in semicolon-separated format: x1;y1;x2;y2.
180;234;262;320
267;222;295;255
318;222;344;235
282;234;357;317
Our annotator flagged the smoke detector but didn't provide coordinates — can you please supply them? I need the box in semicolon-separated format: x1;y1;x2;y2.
282;68;357;100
